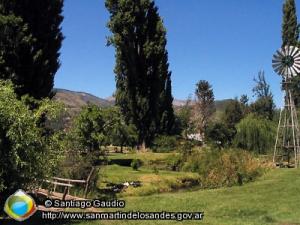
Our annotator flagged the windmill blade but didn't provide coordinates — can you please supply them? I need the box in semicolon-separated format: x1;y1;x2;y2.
292;64;300;74
272;45;300;77
290;46;299;57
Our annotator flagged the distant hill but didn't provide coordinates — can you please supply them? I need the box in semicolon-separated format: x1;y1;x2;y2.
53;88;233;114
53;88;114;109
173;98;234;111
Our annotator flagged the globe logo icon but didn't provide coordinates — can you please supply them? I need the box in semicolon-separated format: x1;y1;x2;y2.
4;189;37;221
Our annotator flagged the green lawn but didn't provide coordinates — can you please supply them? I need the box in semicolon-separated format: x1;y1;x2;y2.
107;152;176;161
85;168;300;225
99;165;200;196
94;168;300;225
5;168;299;225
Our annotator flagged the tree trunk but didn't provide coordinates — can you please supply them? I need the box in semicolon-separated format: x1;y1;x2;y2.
137;140;147;151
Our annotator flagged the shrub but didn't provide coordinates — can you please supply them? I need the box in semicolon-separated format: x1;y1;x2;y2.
178;139;194;161
0;81;65;199
166;155;182;171
205;122;235;148
152;135;178;152
234;114;276;154
182;148;265;188
153;166;159;174
131;159;142;170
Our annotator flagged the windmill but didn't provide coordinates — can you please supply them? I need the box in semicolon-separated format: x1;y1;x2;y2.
272;45;300;168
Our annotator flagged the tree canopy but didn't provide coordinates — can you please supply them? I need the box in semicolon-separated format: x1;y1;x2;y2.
0;0;64;99
234;114;276;154
0;81;64;200
251;71;275;120
106;0;175;148
194;80;215;141
281;0;300;106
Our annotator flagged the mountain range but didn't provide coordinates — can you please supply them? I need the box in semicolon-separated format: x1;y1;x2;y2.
53;88;233;112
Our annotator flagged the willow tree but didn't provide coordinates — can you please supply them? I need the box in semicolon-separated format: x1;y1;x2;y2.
106;0;175;148
234;114;276;154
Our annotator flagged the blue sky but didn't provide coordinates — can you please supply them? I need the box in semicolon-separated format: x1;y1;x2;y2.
55;0;299;107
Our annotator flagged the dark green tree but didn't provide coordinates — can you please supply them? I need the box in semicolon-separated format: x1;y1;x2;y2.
205;122;234;149
223;99;244;128
251;71;275;120
281;0;300;106
282;0;299;47
106;0;175;148
159;73;175;134
194;80;215;142
0;0;64;99
239;94;250;116
220;99;244;144
104;107;138;152
73;105;107;154
240;94;249;106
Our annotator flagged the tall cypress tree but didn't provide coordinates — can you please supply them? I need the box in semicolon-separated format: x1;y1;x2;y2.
0;0;64;99
282;0;299;47
160;73;175;134
106;0;175;148
281;0;300;106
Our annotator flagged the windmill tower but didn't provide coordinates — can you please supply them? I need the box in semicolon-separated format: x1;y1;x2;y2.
272;45;300;168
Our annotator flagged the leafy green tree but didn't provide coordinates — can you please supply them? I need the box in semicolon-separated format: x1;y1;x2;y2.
104;107;138;152
239;94;250;116
0;0;64;99
234;114;276;154
214;99;244;146
152;135;177;153
194;80;215;142
175;97;194;138
223;99;244;128
205;122;234;148
240;94;249;106
73;105;107;154
106;0;175;148
0;80;64;202
281;0;300;106
251;71;275;120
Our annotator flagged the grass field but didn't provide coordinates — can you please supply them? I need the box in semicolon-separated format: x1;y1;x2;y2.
4;168;300;225
107;152;176;161
107;152;178;170
99;164;201;196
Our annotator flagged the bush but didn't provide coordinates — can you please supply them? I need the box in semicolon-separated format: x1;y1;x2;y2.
166;155;182;171
0;81;65;199
152;135;178;152
205;122;235;148
182;148;265;188
177;139;194;161
131;159;142;170
234;114;276;154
